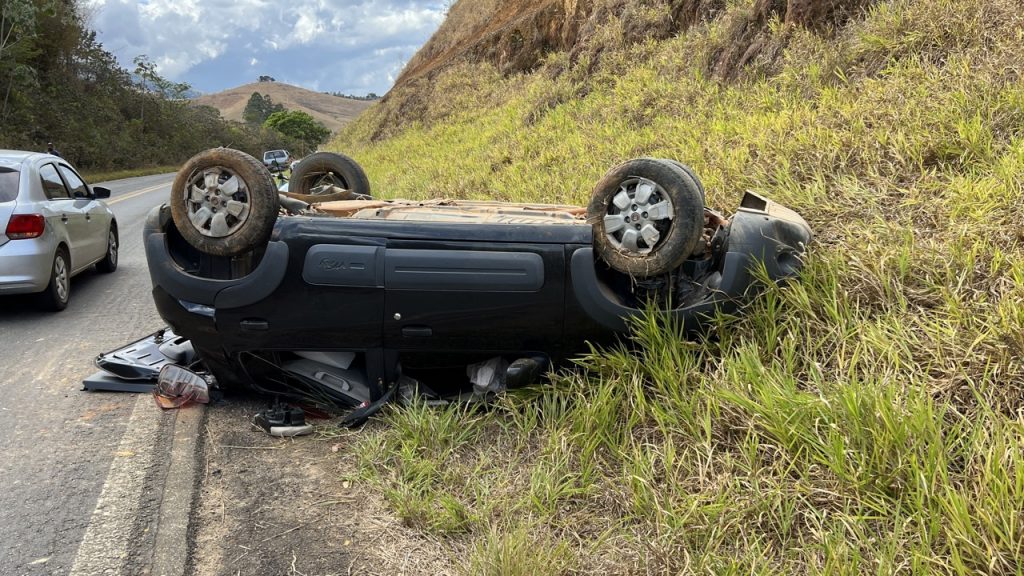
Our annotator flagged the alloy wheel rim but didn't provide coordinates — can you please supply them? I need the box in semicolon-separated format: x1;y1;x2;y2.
184;166;252;238
55;255;68;301
602;177;674;255
108;231;118;265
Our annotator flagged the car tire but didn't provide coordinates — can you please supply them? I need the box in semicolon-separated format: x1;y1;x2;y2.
658;159;706;202
38;247;71;311
588;158;705;278
96;224;118;273
170;148;279;257
289;152;371;198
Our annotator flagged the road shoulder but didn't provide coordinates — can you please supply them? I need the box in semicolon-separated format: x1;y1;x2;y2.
68;397;206;576
190;399;452;576
154;404;207;576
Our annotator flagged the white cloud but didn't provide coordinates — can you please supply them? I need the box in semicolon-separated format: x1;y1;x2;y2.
87;0;447;94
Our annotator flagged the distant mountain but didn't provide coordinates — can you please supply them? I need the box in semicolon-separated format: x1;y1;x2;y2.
192;82;374;133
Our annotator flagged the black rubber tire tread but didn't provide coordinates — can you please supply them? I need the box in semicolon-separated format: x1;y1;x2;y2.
38;247;70;311
170;148;279;257
587;158;705;278
96;223;118;273
659;159;706;202
290;152;371;197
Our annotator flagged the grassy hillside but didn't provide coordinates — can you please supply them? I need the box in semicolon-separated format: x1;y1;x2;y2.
193;82;372;133
332;0;1024;573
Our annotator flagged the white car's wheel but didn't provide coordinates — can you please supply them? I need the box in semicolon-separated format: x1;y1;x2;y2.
97;225;118;273
39;248;70;311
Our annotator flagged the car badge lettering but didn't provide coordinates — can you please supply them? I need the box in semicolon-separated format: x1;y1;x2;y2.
320;258;365;272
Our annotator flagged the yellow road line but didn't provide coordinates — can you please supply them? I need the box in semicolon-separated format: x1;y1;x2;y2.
107;181;170;205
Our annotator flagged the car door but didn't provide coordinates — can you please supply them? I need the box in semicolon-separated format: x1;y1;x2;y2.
213;233;387;352
57;163;108;264
37;163;87;269
382;238;566;355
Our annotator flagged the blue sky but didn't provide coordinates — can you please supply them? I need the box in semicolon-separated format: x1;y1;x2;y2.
84;0;449;95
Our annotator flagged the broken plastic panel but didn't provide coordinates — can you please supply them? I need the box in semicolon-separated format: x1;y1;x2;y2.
467;357;509;396
95;328;195;381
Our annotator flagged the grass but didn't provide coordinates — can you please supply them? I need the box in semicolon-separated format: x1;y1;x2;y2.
82;165;178;184
333;0;1024;573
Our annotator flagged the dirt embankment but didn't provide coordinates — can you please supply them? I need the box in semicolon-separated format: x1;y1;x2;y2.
394;0;872;90
364;0;875;142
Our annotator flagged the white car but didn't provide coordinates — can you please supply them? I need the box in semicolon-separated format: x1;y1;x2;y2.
0;150;118;310
262;149;291;173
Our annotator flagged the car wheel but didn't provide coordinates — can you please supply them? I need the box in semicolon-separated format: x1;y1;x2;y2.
290;152;371;198
658;159;706;202
170;148;278;257
96;224;118;273
587;158;705;278
38;247;71;311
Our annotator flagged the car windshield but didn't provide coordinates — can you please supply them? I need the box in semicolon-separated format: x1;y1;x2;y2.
266;151;286;160
0;168;19;202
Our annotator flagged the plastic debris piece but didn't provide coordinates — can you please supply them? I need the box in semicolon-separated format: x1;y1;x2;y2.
95;328;190;382
83;371;156;393
153;364;210;409
254;403;313;437
467;357;509;396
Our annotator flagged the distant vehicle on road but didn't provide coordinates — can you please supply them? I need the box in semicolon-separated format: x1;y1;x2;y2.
262;149;291;173
0;150;118;310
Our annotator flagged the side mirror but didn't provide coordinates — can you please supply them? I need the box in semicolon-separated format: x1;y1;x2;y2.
92;186;111;199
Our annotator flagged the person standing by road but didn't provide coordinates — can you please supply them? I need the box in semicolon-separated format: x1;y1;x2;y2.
46;142;62;158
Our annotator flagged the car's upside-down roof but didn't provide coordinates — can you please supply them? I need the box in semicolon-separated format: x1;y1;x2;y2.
312;198;591;225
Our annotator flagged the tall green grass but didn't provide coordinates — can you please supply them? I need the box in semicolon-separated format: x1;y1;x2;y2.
337;0;1024;572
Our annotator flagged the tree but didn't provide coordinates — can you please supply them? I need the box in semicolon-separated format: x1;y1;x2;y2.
243;92;266;124
0;0;37;123
0;0;291;169
242;92;284;125
264;110;330;150
258;75;275;82
133;55;190;99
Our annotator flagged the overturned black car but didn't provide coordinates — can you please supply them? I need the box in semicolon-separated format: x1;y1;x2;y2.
122;149;811;410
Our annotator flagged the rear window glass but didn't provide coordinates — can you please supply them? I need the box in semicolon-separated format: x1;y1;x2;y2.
0;169;18;202
266;151;286;159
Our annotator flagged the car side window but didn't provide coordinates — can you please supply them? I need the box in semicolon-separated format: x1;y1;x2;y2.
58;165;89;198
39;163;71;200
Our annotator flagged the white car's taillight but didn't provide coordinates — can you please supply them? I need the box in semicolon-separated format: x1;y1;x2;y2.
5;214;45;239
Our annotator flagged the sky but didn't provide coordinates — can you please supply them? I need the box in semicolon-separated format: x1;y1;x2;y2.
83;0;449;96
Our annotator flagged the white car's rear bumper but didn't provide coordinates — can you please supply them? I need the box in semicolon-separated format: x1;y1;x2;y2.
0;237;54;294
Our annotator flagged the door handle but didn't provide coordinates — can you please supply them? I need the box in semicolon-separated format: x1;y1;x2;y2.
240;319;269;331
401;326;433;338
85;214;91;221
60;214;69;223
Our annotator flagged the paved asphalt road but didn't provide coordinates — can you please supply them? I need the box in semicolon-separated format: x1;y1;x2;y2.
0;173;174;575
